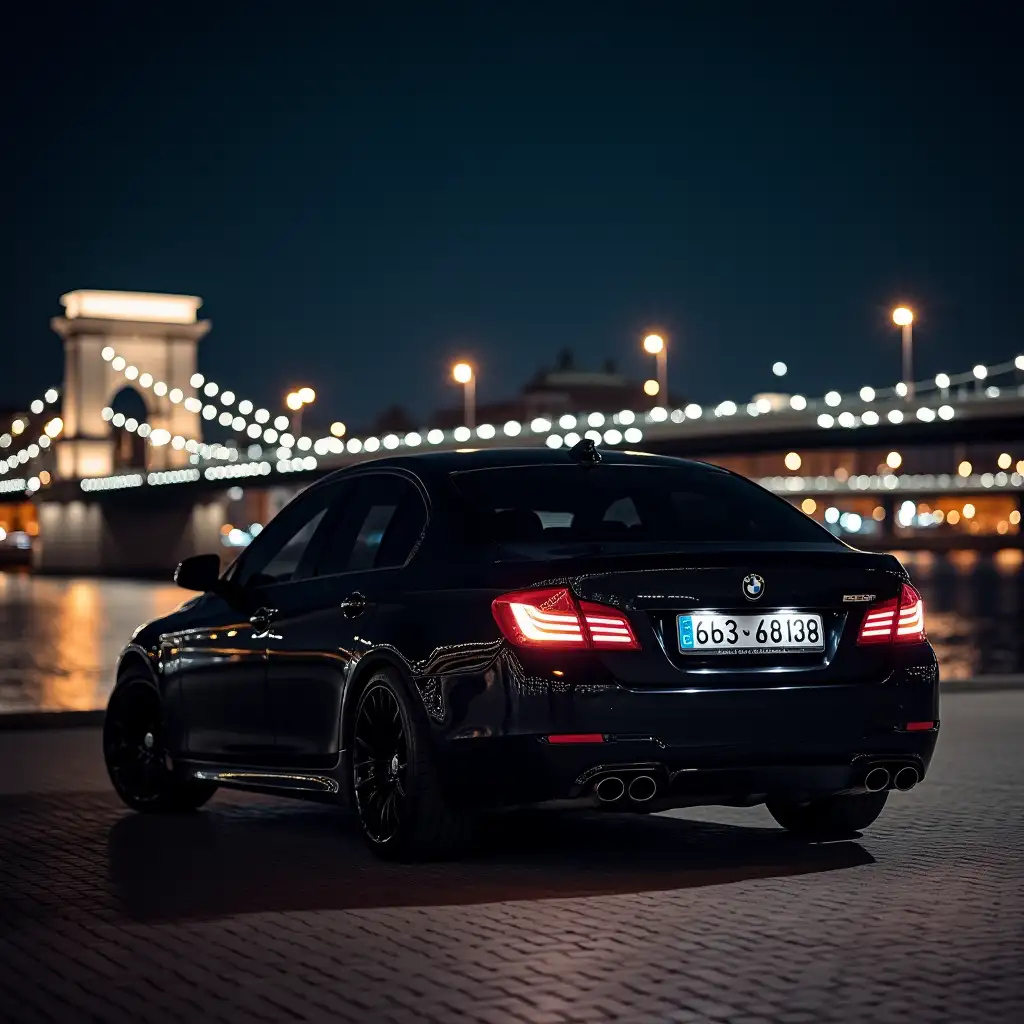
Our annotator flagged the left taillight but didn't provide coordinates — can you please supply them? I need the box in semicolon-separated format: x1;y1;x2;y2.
857;583;926;645
491;587;640;650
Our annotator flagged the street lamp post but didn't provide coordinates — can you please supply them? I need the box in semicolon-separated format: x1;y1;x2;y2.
286;387;316;437
892;307;914;400
452;362;475;429
643;334;667;399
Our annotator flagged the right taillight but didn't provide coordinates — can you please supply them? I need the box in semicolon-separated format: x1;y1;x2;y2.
491;587;640;650
857;583;926;645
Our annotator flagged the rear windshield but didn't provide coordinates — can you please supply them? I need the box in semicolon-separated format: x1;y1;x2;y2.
450;464;836;560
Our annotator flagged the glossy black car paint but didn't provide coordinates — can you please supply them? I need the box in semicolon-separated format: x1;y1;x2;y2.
113;450;939;817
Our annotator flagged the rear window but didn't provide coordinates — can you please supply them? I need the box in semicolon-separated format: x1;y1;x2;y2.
451;464;836;560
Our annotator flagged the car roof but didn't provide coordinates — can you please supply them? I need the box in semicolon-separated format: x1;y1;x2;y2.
322;446;725;481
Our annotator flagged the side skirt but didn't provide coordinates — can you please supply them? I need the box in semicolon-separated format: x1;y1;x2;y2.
178;757;346;803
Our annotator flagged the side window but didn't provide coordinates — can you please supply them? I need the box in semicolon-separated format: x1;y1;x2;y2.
257;508;329;582
375;487;427;568
237;485;337;587
349;502;400;570
314;475;427;576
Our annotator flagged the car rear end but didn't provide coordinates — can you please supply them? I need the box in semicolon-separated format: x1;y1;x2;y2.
442;455;939;812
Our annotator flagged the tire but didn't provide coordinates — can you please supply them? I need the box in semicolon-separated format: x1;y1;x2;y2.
347;668;473;860
767;791;888;839
103;678;217;813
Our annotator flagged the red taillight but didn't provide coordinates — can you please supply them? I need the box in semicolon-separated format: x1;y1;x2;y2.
579;601;639;646
895;585;926;642
546;733;605;744
856;597;898;644
492;587;640;650
857;584;926;645
493;587;586;646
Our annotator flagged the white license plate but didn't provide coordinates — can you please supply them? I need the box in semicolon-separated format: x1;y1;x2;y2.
677;613;824;652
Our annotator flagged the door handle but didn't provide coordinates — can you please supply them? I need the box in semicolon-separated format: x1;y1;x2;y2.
249;607;277;631
340;592;367;619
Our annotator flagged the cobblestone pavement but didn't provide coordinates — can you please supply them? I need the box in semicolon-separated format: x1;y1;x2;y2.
1;692;1022;1023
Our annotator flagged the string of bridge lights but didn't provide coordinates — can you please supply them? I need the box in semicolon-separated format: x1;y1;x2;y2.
90;350;1024;481
0;387;63;483
97;406;235;461
8;348;1021;497
100;346;299;450
289;353;1024;461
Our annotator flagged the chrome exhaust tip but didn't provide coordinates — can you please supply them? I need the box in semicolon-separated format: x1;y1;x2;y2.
627;775;657;803
595;776;625;802
864;766;891;793
893;765;920;791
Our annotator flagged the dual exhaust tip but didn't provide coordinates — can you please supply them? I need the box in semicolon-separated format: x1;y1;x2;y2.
596;764;919;802
595;774;657;804
864;764;920;793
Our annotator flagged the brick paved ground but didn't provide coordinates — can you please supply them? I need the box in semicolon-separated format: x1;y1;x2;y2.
1;691;1022;1024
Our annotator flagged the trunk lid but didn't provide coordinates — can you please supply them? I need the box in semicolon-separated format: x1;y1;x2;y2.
566;547;906;687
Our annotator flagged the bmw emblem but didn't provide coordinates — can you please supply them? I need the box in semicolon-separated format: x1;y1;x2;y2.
742;574;765;601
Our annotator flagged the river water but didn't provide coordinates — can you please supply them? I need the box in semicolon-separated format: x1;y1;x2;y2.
1;551;1021;713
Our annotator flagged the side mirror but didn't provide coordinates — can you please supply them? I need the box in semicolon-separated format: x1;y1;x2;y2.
173;553;223;593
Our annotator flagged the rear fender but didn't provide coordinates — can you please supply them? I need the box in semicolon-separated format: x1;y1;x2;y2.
338;649;418;758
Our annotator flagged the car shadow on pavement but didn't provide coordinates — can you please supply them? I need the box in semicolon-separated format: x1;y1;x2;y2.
106;797;873;922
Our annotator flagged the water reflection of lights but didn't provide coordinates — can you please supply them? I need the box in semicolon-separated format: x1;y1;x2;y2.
948;550;980;573
0;575;185;713
893;551;936;576
994;548;1024;574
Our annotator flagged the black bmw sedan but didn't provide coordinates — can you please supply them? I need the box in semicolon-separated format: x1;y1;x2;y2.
104;443;940;858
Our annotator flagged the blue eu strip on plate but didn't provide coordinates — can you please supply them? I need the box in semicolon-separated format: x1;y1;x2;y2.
678;615;695;649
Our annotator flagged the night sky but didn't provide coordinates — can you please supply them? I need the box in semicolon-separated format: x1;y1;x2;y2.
5;2;1021;430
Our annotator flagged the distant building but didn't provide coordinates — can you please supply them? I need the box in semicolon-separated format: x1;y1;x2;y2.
431;349;681;429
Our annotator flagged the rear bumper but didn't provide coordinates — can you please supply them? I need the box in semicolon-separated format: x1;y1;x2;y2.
433;654;940;809
444;728;938;809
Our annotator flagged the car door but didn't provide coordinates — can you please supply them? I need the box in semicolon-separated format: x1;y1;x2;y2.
163;593;268;762
264;471;429;767
173;482;338;762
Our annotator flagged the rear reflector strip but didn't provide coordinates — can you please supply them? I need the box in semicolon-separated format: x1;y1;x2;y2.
546;734;605;744
905;721;936;732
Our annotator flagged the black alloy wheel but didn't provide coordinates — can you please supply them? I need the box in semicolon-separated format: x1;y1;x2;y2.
348;669;473;859
103;679;216;812
352;682;409;845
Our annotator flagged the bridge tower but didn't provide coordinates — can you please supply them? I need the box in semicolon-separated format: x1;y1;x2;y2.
50;290;210;478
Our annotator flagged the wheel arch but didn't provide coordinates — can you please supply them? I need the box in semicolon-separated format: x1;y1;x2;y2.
114;645;160;695
339;648;419;756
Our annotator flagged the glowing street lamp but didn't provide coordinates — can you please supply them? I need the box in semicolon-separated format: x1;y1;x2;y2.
643;334;667;400
892;307;914;400
452;362;476;429
285;387;315;436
